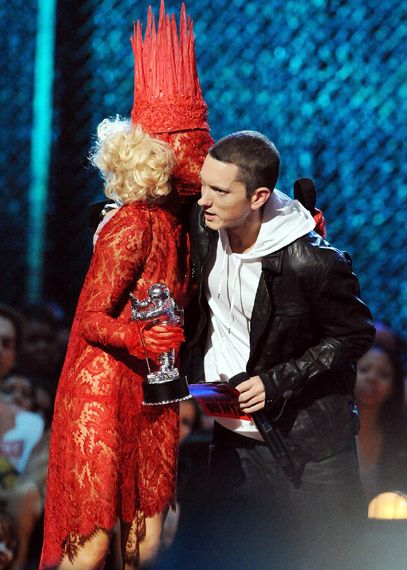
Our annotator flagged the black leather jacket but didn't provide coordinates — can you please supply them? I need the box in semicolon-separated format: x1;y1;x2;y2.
183;206;375;466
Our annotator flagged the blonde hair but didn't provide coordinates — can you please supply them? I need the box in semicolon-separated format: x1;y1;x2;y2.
90;117;175;204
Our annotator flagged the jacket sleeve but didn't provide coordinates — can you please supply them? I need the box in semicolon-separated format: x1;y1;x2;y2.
78;213;152;360
259;249;375;403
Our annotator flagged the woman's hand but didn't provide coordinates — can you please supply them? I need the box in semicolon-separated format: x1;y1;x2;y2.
143;324;184;353
124;323;184;358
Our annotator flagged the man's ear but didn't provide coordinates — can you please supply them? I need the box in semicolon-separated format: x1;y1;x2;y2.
250;187;271;210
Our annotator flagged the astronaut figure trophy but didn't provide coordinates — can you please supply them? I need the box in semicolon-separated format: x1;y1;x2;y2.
130;283;191;405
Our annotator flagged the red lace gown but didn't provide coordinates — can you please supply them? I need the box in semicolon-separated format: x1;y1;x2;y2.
40;202;190;568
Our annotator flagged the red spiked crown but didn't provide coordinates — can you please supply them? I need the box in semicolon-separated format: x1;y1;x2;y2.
131;1;209;134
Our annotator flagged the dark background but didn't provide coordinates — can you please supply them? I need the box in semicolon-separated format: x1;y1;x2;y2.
1;0;406;339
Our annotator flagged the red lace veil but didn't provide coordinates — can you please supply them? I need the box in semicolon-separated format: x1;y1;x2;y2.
130;0;213;201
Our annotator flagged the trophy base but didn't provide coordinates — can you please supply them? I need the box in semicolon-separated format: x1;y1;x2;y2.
142;374;191;406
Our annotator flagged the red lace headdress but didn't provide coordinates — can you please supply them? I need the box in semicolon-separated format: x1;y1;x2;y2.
131;0;213;200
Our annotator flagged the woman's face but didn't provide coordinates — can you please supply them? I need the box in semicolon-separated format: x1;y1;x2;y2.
0;374;34;410
356;348;394;410
161;129;214;199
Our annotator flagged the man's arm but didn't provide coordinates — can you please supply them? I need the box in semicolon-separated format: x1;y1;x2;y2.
258;248;375;405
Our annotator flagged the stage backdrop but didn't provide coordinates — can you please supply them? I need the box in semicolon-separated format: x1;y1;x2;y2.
0;0;406;342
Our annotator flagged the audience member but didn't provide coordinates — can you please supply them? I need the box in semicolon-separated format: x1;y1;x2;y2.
374;321;400;354
0;306;24;384
179;399;203;443
0;373;35;413
0;373;44;477
0;511;17;570
356;342;407;500
19;305;61;384
357;333;407;570
0;369;54;570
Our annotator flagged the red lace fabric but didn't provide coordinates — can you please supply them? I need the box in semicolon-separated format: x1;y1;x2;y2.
40;203;190;569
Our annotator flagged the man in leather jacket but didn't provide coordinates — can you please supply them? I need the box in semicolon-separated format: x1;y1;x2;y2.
183;130;375;570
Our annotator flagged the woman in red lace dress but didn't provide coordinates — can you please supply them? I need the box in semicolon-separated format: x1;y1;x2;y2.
40;119;190;569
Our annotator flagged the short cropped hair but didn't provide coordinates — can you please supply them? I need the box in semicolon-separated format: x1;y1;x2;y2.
209;130;280;197
90;117;175;204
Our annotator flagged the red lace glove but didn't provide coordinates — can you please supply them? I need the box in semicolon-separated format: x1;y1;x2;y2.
143;324;185;354
124;323;184;360
313;208;327;238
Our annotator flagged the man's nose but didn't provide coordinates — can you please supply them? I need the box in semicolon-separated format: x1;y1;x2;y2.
198;187;212;207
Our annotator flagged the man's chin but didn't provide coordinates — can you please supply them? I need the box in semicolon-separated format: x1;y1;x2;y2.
203;215;220;230
204;220;220;230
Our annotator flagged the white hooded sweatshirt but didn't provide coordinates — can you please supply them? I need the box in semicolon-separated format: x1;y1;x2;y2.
204;189;316;439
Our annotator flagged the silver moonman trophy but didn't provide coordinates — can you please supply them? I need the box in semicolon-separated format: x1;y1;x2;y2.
129;283;191;405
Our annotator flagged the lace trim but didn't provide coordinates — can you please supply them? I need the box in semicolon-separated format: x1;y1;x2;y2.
123;511;146;566
63;528;111;565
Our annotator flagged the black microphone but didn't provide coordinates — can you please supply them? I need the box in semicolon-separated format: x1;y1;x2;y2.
294;177;317;215
250;409;299;484
229;373;299;485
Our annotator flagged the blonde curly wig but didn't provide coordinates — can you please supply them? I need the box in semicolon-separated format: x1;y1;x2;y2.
90;117;176;204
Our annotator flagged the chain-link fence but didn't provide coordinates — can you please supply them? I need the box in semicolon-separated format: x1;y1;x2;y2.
1;0;406;339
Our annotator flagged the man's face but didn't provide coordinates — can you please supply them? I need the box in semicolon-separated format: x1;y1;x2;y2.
0;374;34;411
21;320;58;377
0;316;17;381
198;155;252;231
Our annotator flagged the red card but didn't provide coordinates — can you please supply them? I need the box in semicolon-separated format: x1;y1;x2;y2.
188;382;252;421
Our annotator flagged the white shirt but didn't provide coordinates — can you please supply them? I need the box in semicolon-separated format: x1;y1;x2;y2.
203;189;316;439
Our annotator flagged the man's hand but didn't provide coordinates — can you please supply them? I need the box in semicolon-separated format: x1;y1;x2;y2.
236;375;266;414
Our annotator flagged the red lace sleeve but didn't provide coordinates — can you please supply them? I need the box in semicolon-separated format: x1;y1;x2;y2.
78;209;150;359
